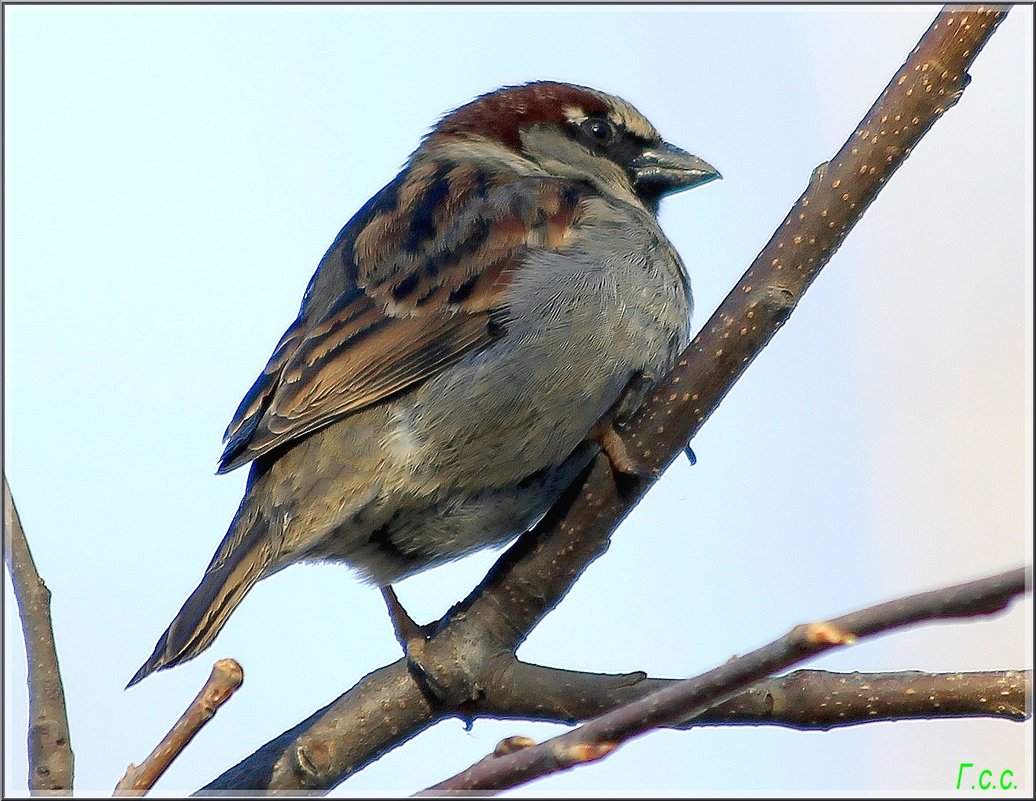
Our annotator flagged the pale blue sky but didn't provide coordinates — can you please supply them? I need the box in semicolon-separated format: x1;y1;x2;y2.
4;4;1032;796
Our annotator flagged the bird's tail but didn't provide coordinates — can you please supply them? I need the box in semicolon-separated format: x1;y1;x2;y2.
127;511;274;688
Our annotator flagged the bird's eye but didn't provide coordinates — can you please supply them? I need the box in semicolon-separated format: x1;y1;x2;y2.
581;118;615;143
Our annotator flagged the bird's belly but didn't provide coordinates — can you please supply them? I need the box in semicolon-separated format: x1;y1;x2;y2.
339;441;599;585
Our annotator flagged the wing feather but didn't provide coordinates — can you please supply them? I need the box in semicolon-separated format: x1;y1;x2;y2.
217;161;585;473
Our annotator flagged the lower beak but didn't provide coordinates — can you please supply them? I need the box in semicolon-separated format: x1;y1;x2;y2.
632;142;722;199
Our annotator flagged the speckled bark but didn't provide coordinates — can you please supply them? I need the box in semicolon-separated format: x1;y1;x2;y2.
623;5;1010;470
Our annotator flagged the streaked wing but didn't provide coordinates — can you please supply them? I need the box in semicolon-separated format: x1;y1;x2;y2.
218;162;586;473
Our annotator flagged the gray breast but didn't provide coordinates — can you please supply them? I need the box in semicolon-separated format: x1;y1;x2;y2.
390;194;692;492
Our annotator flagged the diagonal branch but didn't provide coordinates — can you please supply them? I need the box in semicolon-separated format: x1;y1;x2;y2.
197;658;436;794
423;567;1031;793
199;5;1014;793
3;475;75;794
620;2;1011;473
114;659;244;796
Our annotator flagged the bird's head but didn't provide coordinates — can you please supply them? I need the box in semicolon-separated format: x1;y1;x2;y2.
424;81;720;212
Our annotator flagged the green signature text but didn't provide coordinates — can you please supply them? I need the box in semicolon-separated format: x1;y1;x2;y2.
957;762;1018;791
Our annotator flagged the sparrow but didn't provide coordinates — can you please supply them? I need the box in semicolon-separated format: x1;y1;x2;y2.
129;81;719;686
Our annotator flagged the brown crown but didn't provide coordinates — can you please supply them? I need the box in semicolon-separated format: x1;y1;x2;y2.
431;82;611;151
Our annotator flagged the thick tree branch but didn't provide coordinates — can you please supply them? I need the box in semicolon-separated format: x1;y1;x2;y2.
482;665;1031;729
199;5;1015;793
114;659;244;796
197;659;436;794
424;567;1031;793
3;476;75;795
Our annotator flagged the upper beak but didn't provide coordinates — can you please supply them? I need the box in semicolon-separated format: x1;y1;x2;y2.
631;142;722;199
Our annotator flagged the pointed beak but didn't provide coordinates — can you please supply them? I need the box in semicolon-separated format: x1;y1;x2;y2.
631;142;722;200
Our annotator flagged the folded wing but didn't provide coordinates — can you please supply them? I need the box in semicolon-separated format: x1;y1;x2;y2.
218;163;586;473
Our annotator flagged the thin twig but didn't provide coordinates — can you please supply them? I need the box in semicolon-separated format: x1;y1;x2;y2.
422;567;1031;793
4;475;75;795
114;659;244;796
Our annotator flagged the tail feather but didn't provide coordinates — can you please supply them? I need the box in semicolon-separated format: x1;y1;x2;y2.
127;518;273;688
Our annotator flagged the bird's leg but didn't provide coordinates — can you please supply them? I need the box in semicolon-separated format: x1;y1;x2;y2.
380;586;433;647
380;586;448;702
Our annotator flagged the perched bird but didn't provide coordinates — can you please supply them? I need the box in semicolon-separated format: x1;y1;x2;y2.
129;81;719;686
